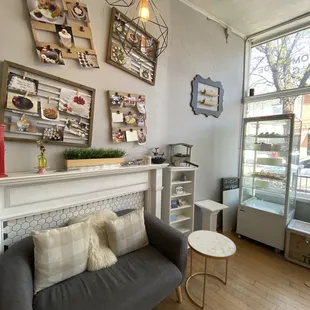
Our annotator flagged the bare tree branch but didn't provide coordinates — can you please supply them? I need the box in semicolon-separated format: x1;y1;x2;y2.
299;64;310;87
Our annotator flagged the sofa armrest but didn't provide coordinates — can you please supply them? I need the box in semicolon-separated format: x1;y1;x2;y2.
144;213;188;283
0;237;34;310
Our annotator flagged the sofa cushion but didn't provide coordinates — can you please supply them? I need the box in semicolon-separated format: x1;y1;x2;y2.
33;221;90;293
106;208;149;256
33;245;182;310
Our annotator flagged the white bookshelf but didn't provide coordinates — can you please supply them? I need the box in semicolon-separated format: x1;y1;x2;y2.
162;166;197;236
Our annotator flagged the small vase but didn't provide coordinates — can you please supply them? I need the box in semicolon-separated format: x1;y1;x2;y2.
180;173;187;181
37;154;47;174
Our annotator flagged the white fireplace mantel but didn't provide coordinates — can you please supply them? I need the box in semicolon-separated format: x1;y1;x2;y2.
0;164;168;223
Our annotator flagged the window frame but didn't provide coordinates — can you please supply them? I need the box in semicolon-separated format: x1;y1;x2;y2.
243;27;310;201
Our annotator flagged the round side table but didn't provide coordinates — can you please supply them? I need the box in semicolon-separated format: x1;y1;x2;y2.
185;230;236;309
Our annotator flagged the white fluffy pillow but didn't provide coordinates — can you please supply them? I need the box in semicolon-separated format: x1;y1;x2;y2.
68;210;118;271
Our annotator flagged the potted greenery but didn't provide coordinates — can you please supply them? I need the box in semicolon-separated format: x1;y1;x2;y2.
64;148;126;170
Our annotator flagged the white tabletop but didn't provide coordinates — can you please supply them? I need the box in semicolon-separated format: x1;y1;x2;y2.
195;200;228;212
188;230;236;258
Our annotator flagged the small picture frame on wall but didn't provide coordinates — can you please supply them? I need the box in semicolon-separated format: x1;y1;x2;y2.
190;75;224;118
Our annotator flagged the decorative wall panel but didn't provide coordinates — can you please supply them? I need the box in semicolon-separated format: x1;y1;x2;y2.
2;191;144;251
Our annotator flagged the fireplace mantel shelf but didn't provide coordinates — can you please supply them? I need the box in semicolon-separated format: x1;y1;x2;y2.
0;164;169;186
0;163;168;251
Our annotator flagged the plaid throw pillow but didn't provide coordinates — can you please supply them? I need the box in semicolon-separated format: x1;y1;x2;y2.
33;221;90;293
106;208;149;256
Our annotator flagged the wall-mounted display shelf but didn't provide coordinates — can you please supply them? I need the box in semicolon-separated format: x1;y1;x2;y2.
237;114;301;252
162;166;198;236
190;75;224;118
108;90;147;145
0;61;95;147
107;8;158;85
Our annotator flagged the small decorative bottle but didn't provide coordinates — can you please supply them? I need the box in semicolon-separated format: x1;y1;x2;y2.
0;124;7;178
37;141;47;174
180;173;187;181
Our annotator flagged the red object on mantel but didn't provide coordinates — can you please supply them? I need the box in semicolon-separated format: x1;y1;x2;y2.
0;125;7;178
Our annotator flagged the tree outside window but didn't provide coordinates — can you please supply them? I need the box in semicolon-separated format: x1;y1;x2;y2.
248;29;310;159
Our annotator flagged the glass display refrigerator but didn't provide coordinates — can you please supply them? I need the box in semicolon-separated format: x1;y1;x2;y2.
237;114;301;252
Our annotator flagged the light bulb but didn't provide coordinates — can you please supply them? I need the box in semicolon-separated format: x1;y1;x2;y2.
139;0;150;23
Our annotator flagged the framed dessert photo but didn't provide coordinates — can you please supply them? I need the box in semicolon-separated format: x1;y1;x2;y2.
112;130;126;143
113;18;125;36
111;43;127;66
36;45;65;65
27;0;66;25
7;73;38;96
110;92;124;107
6;92;39;115
40;98;60;121
10;115;37;133
138;129;146;145
126;30;141;48
66;1;90;23
77;52;99;69
43;126;64;141
59;88;91;119
141;35;156;60
55;25;75;49
64;117;89;138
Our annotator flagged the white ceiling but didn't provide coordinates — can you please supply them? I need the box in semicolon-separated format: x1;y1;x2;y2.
181;0;310;37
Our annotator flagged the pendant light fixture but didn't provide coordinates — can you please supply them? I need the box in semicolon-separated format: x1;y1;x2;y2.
105;0;168;62
139;0;150;23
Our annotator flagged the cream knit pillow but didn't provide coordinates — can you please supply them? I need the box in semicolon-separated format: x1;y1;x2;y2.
106;208;149;257
33;221;90;293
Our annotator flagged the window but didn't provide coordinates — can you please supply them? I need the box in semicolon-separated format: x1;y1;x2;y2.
249;28;310;96
244;27;310;197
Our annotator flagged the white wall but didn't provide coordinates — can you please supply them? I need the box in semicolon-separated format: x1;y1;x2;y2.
167;0;244;201
0;0;244;202
0;0;170;172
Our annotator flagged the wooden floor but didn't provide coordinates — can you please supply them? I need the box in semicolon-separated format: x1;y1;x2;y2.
155;232;310;310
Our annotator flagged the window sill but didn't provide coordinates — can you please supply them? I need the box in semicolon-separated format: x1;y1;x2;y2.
296;193;310;203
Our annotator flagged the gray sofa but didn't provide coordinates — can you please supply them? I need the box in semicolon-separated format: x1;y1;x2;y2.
0;210;188;310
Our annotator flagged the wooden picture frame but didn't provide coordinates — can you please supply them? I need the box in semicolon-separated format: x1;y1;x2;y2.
31;20;96;60
190;75;224;118
0;60;95;147
107;8;158;86
108;90;147;144
28;0;98;66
